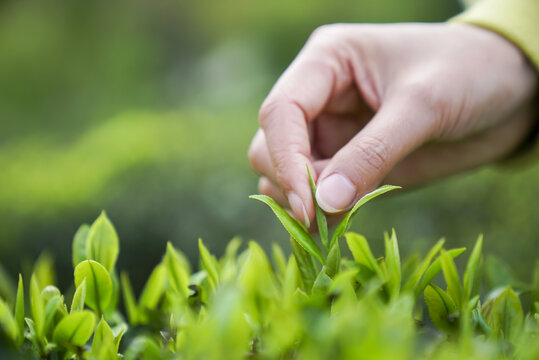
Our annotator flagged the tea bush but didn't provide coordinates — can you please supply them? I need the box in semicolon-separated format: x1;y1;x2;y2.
0;177;538;359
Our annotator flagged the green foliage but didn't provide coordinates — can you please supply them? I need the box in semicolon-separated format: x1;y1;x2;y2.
0;187;537;359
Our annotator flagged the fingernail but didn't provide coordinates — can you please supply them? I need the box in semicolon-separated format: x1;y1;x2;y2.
316;173;356;213
288;192;310;228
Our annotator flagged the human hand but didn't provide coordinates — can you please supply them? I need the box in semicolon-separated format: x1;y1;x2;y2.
248;23;538;227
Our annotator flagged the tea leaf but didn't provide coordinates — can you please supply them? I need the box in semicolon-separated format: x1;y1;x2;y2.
92;317;115;358
487;286;523;341
138;264;166;312
52;310;96;347
85;211;119;272
463;234;483;301
283;257;301;304
0;297;17;342
307;165;328;251
72;224;90;268
71;278;86;313
120;272;138;324
124;335;162;360
30;274;45;339
43;294;63;337
346;233;385;281
330;185;401;248
385;229;401;299
14;274;24;345
325;241;341;279
250;194;324;264
441;249;463;309
424;284;458;332
271;243;288;282
402;239;444;294
33;252;55;290
290;237;317;291
74;260;113;314
415;247;466;299
164;242;190;298
312;271;332;295
199;238;219;290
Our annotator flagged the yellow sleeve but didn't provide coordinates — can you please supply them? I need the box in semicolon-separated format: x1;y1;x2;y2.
451;0;539;70
452;0;539;167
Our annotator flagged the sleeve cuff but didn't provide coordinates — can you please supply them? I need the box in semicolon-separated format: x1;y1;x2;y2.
451;0;539;71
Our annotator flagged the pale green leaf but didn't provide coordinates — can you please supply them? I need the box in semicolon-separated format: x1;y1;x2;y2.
71;278;86;313
271;243;288;282
120;272;138;325
85;211;119;272
33;252;55;291
402;239;445;294
441;249;463;309
487;286;523;341
424;284;458;332
325;241;341;279
74;260;113;314
14;274;24;345
330;185;401;248
72;224;90;268
92;317;115;357
138;264;166;312
463;234;483;301
290;237;317;291
384;229;401;299
415;247;466;299
250;194;324;264
346;233;385;281
164;242;190;298
30;274;44;339
307;165;328;251
199;238;219;290
52;310;96;347
0;298;17;342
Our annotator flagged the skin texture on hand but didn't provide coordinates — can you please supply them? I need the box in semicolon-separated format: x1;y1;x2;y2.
248;23;538;226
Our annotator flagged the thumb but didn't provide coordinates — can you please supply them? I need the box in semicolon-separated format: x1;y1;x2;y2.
315;97;435;213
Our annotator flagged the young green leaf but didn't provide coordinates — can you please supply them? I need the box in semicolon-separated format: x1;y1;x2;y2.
199;238;219;290
74;260;113;314
282;257;301;304
440;249;463;309
463;234;483;301
123;335;162;360
330;185;401;248
85;211;119;272
325;241;341;279
0;298;17;342
92;316;115;358
290;237;317;291
14;274;24;345
346;233;385;281
424;284;458;332
33;252;55;291
486;286;523;341
415;247;466;299
72;224;90;268
271;243;288;282
120;272;138;324
43;294;63;337
384;229;401;299
30;274;45;339
307;165;328;251
71;278;86;313
250;194;324;264
138;264;166;312
164;242;190;298
312;271;332;295
52;310;96;347
402;239;445;294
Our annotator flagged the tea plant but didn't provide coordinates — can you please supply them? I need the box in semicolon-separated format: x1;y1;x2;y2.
0;173;538;359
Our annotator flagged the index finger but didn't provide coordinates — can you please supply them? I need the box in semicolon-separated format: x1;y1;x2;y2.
258;33;346;225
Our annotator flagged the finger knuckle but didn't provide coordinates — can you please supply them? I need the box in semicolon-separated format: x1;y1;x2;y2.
258;98;280;128
353;136;389;173
247;142;264;173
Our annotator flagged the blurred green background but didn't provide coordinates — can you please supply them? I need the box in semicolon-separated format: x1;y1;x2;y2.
0;0;537;293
